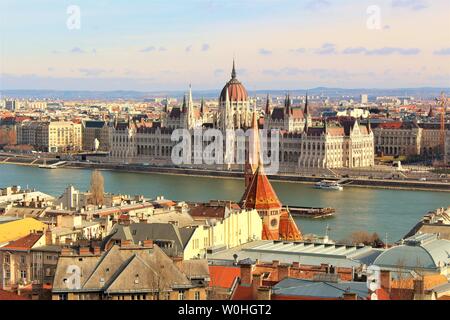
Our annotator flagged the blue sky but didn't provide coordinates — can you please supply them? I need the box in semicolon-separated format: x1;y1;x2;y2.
1;0;450;91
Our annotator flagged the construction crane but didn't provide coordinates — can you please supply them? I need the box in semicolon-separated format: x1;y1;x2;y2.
435;92;447;159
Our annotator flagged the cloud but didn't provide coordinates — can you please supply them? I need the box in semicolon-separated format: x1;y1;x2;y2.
259;48;272;56
305;0;331;11
391;0;429;11
185;45;192;52
141;46;156;53
159;47;167;52
70;47;85;54
343;47;421;56
78;68;110;77
434;48;450;56
214;69;224;77
290;48;306;54
202;43;210;51
314;43;337;55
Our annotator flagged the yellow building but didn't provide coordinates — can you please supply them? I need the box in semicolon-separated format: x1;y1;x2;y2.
0;218;47;244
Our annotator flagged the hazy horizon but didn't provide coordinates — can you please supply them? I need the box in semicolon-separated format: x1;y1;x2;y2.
1;0;450;91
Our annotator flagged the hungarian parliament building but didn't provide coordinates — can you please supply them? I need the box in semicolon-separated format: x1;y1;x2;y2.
108;62;375;172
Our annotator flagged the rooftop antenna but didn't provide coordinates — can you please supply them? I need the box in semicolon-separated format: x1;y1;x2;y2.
384;232;388;249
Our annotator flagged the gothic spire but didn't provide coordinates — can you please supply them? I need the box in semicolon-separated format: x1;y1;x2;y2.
182;94;187;113
304;92;309;115
200;97;205;115
231;59;237;79
285;93;291;115
265;94;271;115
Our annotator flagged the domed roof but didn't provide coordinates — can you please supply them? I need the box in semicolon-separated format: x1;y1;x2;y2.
373;233;450;270
219;61;248;102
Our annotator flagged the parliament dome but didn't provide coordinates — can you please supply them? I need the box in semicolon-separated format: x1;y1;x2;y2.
219;61;249;103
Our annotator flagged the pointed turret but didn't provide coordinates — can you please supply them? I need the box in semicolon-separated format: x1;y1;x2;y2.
164;96;169;113
304;92;309;115
265;94;271;115
285;93;291;115
231;59;237;79
200;97;205;115
181;94;187;113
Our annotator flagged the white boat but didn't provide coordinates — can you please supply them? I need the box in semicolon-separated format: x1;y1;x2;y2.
314;180;344;191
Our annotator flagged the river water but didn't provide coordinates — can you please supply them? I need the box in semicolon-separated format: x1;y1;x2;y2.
0;164;449;242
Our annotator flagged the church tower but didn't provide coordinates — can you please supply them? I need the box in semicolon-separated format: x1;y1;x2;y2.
244;103;261;188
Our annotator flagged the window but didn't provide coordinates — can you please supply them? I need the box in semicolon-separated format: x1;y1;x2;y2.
194;291;200;300
178;291;185;300
3;254;10;264
20;270;27;279
59;294;68;301
20;255;26;264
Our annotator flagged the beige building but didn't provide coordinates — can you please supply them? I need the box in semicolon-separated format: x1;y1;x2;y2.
103;201;263;260
17;121;82;152
0;232;46;290
373;122;422;157
296;119;374;169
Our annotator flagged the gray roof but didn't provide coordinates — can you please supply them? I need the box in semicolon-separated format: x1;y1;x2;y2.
102;223;196;257
374;233;450;271
53;245;197;294
208;240;383;268
273;278;368;299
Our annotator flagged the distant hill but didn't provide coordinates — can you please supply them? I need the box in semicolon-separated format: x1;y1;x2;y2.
1;87;448;100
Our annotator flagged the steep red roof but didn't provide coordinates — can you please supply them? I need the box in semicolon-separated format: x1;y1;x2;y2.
0;233;43;251
209;266;240;289
232;285;253;300
241;166;282;211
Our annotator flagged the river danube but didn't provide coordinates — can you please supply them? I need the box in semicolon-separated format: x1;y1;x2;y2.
1;164;449;242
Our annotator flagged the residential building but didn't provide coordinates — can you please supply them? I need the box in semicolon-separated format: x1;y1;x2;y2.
52;242;209;300
372;122;422;157
0;232;46;290
17;121;82;152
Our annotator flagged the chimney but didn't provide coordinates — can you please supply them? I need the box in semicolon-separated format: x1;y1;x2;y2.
251;274;263;300
292;262;300;269
380;270;391;293
256;286;272;301
61;248;72;256
413;278;425;295
239;264;253;286
121;239;133;247
79;247;90;256
272;260;280;268
92;246;101;255
278;264;291;281
342;292;358;300
143;240;154;248
45;229;53;245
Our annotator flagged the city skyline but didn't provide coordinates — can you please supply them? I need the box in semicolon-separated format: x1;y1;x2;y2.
1;0;450;91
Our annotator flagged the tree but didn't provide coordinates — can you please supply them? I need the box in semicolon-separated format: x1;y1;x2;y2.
89;170;104;206
348;231;383;247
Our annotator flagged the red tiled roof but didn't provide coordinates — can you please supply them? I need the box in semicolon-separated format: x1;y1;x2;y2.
232;285;253;300
209;266;240;289
241;166;282;211
0;290;29;300
0;233;43;251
